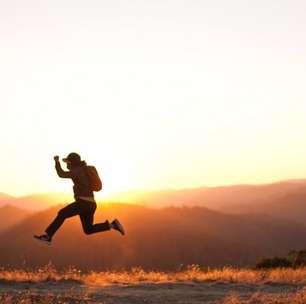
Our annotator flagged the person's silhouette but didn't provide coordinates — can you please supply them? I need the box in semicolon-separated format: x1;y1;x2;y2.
34;153;124;245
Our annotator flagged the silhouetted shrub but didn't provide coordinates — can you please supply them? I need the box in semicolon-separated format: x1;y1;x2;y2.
255;257;292;269
288;250;306;268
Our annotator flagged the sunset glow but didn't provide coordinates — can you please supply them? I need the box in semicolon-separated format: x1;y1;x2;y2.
1;0;306;196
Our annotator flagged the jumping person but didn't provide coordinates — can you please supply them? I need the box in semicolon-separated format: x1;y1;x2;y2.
34;153;125;245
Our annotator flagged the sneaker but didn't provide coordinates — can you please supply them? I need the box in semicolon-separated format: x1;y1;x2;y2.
34;234;52;245
111;219;125;235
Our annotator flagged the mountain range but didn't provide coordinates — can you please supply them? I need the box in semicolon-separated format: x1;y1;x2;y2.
0;179;306;270
107;179;306;211
0;203;305;270
2;179;306;212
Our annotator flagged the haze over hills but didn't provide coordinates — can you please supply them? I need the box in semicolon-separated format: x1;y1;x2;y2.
106;179;306;209
1;179;306;214
0;203;305;270
0;193;15;201
0;205;31;232
223;188;306;224
0;193;73;211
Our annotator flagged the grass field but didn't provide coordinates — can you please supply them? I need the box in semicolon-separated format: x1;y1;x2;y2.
0;265;306;303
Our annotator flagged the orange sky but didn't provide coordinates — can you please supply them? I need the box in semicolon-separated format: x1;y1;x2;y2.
1;1;306;196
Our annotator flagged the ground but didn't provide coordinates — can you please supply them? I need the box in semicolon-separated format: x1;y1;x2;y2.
1;267;306;303
0;280;305;303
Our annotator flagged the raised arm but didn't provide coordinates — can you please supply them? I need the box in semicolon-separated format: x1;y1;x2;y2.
54;156;72;178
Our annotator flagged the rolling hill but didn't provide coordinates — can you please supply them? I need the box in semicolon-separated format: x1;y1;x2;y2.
107;180;306;211
0;193;73;210
222;188;306;224
0;203;305;270
0;193;15;201
0;205;31;231
2;179;306;213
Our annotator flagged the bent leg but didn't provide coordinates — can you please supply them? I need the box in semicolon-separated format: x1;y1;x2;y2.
80;212;110;235
45;202;79;238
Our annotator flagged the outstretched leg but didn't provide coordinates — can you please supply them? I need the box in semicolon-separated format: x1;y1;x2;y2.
80;211;111;235
45;202;80;238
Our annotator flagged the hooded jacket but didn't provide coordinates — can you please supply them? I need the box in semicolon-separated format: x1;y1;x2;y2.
55;160;94;199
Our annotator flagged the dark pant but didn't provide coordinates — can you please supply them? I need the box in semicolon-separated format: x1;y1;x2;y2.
45;199;110;238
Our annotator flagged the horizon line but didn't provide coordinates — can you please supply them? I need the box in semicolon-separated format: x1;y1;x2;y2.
2;177;306;199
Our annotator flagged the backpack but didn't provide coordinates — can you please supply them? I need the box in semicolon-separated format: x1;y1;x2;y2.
86;166;102;192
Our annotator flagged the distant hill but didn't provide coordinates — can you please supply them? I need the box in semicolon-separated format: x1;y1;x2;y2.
0;205;31;231
223;188;306;224
0;193;73;211
107;180;306;210
0;193;15;201
1;179;306;227
0;203;305;270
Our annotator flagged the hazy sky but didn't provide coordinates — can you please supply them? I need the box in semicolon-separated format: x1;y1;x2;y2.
1;0;306;196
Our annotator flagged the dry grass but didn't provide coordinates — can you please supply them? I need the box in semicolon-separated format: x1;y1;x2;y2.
0;265;306;303
1;264;306;286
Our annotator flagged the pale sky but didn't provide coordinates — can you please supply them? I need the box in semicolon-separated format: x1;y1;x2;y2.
1;0;306;196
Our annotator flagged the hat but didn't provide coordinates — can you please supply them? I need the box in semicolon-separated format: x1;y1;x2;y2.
62;152;81;164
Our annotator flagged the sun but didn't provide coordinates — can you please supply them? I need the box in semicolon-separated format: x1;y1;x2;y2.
90;151;139;199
